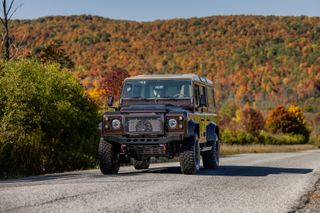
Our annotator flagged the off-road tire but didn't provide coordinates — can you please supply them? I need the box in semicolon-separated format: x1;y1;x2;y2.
133;158;150;170
179;133;200;174
202;136;220;169
98;138;120;174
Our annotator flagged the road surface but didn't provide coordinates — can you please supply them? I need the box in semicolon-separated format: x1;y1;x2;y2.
1;150;320;213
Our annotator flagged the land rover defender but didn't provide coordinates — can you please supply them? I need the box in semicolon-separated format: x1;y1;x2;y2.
99;74;220;175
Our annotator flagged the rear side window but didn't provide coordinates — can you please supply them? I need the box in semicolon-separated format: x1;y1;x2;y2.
207;87;214;107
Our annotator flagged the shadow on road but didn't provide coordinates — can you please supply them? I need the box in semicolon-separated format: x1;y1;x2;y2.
0;173;90;183
1;165;313;183
199;165;312;176
140;165;313;177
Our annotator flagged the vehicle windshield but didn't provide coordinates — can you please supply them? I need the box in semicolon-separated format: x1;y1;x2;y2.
122;79;192;99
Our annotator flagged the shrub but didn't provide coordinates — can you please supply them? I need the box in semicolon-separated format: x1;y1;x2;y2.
259;131;305;145
238;106;264;135
0;59;99;177
221;129;258;145
266;106;290;133
221;129;306;145
266;105;310;142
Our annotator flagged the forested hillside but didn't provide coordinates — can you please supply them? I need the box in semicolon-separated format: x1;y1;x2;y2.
10;15;320;110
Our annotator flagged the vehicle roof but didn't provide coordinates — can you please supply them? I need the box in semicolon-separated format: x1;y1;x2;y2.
125;74;213;85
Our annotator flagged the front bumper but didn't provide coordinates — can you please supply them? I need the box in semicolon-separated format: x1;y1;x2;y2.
104;135;183;144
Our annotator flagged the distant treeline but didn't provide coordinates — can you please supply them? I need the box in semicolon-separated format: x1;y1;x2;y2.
9;15;320;110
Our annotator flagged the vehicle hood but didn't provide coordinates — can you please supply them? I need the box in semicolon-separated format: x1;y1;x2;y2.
120;104;188;113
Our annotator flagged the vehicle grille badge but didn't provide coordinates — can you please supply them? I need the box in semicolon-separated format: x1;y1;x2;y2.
136;120;153;132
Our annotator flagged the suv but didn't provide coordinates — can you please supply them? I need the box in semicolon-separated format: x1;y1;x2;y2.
99;74;220;175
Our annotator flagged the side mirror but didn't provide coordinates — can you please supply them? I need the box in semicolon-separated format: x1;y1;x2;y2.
107;96;114;107
200;95;207;107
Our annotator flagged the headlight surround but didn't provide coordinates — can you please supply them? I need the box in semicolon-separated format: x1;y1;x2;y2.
111;119;121;129
168;118;178;129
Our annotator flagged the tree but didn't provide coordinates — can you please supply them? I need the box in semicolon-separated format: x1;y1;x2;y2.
238;106;264;135
0;0;22;60
32;40;75;69
99;67;129;101
0;59;99;177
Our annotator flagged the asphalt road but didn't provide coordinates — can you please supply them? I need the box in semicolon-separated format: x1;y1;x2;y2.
1;150;320;213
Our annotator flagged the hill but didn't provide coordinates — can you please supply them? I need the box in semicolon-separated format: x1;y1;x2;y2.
9;15;320;110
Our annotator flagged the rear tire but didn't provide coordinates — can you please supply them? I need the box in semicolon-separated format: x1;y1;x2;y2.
133;158;150;170
98;138;120;174
179;133;200;174
202;136;220;169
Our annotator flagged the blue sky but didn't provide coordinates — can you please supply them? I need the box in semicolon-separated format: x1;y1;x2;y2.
12;0;320;21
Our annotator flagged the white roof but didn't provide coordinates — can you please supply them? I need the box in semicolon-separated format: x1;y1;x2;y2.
125;74;213;85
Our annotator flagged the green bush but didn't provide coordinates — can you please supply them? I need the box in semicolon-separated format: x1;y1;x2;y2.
0;59;99;177
221;129;258;145
259;130;305;145
221;129;306;145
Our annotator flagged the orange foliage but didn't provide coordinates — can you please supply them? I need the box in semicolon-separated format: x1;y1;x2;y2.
6;15;320;109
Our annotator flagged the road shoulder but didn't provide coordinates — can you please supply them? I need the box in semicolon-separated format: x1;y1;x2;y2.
291;170;320;212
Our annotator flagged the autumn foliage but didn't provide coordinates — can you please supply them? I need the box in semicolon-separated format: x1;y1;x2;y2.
6;15;320;110
99;67;129;100
31;40;75;69
266;105;309;141
238;106;265;135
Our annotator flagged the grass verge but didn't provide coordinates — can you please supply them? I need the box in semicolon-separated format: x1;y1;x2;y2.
152;144;317;164
220;144;318;156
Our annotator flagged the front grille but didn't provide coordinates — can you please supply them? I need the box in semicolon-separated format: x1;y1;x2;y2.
125;116;163;134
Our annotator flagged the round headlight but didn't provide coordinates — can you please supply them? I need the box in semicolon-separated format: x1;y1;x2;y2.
111;119;121;129
168;118;178;129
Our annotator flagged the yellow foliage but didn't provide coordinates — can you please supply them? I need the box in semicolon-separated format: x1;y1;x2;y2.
87;88;103;103
288;105;306;125
233;109;242;122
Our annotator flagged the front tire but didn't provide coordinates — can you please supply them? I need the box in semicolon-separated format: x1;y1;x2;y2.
202;136;220;169
98;138;120;174
179;133;200;174
133;158;150;170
